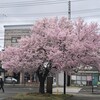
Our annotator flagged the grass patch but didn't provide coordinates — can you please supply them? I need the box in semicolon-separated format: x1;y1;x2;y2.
6;93;73;100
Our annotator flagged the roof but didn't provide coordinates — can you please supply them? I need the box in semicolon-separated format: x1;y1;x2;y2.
4;24;33;29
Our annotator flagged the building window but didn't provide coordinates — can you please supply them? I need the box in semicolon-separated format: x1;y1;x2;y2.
11;37;21;43
71;75;76;80
71;74;91;86
82;76;86;80
77;76;81;80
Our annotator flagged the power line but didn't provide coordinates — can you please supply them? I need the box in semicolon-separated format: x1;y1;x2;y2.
5;12;68;17
74;14;100;19
1;7;100;18
0;0;99;17
0;0;64;5
0;14;100;23
0;2;100;18
0;15;100;24
71;0;89;2
72;8;100;14
0;0;100;21
0;0;93;9
0;0;87;6
0;0;67;8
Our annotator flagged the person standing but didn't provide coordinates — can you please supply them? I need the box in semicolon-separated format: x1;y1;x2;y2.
0;77;4;93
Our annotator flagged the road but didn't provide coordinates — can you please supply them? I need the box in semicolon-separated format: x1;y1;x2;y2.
0;85;39;100
0;85;100;100
70;94;100;100
79;86;100;94
71;86;100;100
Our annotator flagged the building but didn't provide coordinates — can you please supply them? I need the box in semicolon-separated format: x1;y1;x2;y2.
4;24;33;47
71;66;100;86
4;24;33;83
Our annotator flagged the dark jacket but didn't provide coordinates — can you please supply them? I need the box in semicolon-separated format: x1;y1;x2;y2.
0;78;4;87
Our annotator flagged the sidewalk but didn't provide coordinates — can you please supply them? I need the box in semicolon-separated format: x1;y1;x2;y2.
4;83;39;88
53;86;100;100
53;86;82;94
4;84;81;94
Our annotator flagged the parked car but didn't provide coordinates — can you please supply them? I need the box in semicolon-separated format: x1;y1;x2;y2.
5;77;17;84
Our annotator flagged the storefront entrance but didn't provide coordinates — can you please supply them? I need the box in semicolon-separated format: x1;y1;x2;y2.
92;73;98;86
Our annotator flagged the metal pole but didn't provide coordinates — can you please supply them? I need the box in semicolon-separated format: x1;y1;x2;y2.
64;71;66;94
92;74;94;93
92;84;93;93
63;0;71;94
68;0;71;20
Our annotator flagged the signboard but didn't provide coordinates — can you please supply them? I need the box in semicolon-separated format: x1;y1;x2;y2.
79;71;98;73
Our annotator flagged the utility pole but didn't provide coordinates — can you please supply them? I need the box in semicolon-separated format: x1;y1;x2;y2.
68;0;71;20
63;0;71;95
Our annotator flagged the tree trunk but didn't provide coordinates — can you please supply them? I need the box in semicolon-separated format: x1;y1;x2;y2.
36;69;48;94
36;60;52;94
39;79;45;93
37;68;49;94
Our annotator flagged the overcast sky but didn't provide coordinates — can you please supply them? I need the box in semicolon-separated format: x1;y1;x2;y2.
0;0;100;50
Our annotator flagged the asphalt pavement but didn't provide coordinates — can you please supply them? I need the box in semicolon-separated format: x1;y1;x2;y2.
71;86;100;100
0;85;100;100
0;84;39;100
70;94;100;100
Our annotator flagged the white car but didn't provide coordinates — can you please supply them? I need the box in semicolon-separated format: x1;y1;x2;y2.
5;77;17;84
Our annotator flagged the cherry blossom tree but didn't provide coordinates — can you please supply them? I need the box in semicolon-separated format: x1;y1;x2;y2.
1;17;100;94
1;47;21;72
